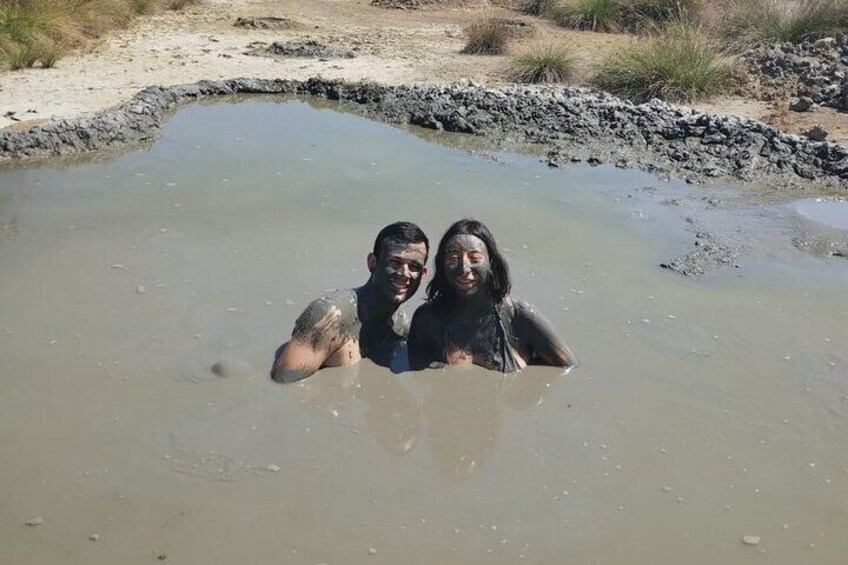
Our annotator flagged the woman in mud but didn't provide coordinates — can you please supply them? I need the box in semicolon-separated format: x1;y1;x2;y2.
408;219;576;373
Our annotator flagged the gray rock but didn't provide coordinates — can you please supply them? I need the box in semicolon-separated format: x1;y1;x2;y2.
744;38;848;110
803;124;829;141
842;76;848;110
789;96;815;112
660;231;739;276
371;0;422;8
247;41;355;60
814;37;836;49
234;16;298;30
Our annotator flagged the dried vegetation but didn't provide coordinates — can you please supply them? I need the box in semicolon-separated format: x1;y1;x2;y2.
462;16;513;54
0;0;200;70
593;24;734;102
507;41;575;83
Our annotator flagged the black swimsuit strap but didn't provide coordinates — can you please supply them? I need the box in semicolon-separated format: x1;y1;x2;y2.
494;301;520;374
442;301;519;373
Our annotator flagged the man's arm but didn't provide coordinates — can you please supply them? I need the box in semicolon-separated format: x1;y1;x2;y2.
271;298;343;383
407;305;439;371
514;301;577;368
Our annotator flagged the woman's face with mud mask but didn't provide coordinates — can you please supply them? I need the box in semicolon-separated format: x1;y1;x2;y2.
444;234;491;298
370;240;428;305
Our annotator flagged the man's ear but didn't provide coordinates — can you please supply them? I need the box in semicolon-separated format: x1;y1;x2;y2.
422;266;429;280
367;252;376;273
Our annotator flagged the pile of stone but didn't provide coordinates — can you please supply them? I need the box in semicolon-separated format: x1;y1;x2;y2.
743;36;848;112
0;78;846;189
233;16;299;30
370;0;488;9
354;81;848;186
371;0;424;8
247;41;355;59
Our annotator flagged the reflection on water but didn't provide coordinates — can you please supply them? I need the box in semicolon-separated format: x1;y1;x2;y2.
422;371;557;479
290;368;560;478
794;197;848;230
0;99;846;565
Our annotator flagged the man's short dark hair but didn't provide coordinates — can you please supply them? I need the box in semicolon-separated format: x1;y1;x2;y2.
372;221;429;260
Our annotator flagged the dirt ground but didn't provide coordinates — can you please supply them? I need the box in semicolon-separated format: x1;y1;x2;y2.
0;0;846;143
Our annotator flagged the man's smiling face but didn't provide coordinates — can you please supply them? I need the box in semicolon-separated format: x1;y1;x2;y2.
369;239;428;305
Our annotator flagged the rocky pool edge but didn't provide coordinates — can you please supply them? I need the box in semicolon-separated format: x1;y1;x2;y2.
0;77;846;191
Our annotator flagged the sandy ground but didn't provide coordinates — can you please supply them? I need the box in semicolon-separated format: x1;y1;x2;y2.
0;0;846;143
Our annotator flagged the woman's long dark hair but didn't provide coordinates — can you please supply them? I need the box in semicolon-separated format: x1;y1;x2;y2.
427;219;511;305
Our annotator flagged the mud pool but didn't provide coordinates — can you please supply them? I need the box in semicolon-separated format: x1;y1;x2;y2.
1;99;847;564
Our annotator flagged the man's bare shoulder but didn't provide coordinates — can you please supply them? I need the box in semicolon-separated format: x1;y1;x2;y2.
292;289;359;348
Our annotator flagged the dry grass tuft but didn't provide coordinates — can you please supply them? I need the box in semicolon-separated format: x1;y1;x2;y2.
166;0;198;10
552;0;621;32
131;0;157;14
522;0;560;16
3;41;36;69
594;23;734;103
0;0;198;69
721;0;848;44
462;16;511;55
550;0;703;32
506;41;575;83
625;0;703;27
32;38;65;67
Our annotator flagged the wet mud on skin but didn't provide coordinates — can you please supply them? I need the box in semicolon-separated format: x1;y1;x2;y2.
0;100;847;565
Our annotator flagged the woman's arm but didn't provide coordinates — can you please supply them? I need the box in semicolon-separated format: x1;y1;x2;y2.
513;300;577;368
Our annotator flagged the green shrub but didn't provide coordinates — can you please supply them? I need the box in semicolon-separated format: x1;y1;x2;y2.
522;0;561;16
131;0;156;14
722;0;848;44
33;38;65;67
0;0;179;71
594;24;733;103
552;0;621;31
462;16;511;55
624;0;702;27
507;42;575;83
166;0;197;10
551;0;621;31
0;1;56;45
3;41;38;69
550;0;702;33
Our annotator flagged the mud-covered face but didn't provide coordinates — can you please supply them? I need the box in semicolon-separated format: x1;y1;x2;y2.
444;234;490;299
370;240;428;305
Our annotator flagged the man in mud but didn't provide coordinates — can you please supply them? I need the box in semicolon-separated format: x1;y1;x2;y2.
271;221;429;383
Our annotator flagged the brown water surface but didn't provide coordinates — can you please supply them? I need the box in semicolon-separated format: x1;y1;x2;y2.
1;100;847;564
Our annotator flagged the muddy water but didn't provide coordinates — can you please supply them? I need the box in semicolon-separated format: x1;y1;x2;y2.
1;99;847;565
